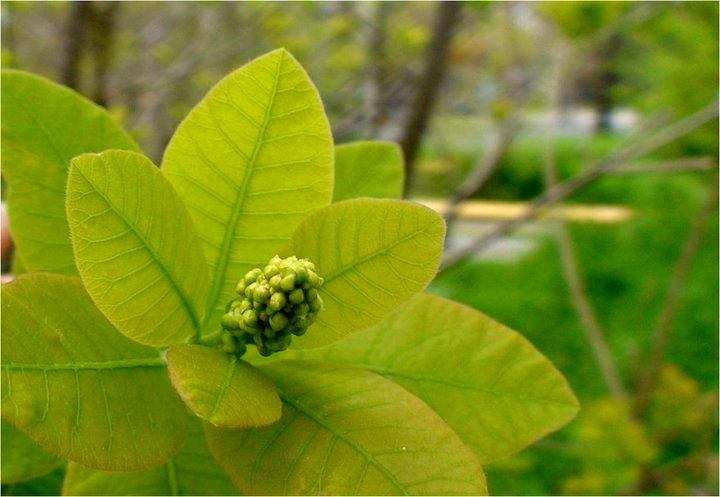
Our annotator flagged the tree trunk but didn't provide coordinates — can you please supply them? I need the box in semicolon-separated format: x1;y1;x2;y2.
62;2;92;91
363;2;392;136
89;2;120;107
398;1;463;194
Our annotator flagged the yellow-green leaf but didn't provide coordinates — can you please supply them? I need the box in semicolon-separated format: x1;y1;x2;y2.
62;419;238;496
1;420;62;484
334;141;404;202
67;150;209;347
162;48;334;334
287;198;445;348
287;293;581;463
167;344;281;428
1;70;139;275
1;274;188;471
206;361;487;495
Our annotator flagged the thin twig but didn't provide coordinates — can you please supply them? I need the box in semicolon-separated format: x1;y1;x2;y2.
441;98;719;270
544;44;627;399
444;116;522;238
633;174;719;415
608;157;715;175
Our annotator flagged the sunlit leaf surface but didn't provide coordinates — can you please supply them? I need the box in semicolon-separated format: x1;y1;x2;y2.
333;141;404;202
162;48;334;334
1;70;139;275
167;344;281;428
67;150;209;347
206;361;487;495
1;274;188;471
287;198;445;348
287;293;580;462
62;419;238;496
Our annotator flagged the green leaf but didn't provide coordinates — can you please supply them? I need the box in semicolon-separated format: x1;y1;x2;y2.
1;420;62;484
67;150;209;347
2;465;66;496
1;274;188;471
167;344;281;428
206;361;487;495
61;419;238;496
333;141;404;202
287;293;581;463
287;198;445;348
162;48;334;334
1;70;139;275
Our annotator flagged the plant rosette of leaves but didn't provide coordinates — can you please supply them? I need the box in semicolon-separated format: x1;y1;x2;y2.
1;49;579;495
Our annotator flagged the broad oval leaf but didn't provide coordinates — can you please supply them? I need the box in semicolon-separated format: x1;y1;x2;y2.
333;141;405;202
162;48;334;334
1;274;188;471
167;344;281;428
62;419;238;496
1;69;139;275
287;293;581;463
287;198;445;348
333;141;404;202
206;360;487;495
67;150;209;347
1;420;63;484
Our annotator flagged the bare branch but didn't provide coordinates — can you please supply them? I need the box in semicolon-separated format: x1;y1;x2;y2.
633;174;719;415
444;117;522;237
608;156;716;175
399;1;463;193
544;44;627;399
441;98;719;270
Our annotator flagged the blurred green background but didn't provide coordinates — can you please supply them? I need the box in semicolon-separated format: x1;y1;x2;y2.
2;2;717;495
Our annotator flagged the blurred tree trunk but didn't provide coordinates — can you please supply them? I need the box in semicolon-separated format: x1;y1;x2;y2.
399;1;463;194
62;2;92;91
363;2;392;136
89;2;119;107
61;2;119;106
590;34;622;133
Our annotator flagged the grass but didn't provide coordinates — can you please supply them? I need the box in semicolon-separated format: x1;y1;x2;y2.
421;119;718;495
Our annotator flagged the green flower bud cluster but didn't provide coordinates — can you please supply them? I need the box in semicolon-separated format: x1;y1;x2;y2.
219;255;324;357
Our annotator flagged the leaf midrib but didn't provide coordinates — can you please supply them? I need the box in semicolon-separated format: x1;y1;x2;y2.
322;362;577;407
322;223;437;283
209;355;238;421
276;387;409;495
73;164;202;334
4;358;166;371
202;51;284;330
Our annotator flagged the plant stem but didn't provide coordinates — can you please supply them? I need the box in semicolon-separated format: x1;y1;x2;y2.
198;329;225;348
399;1;463;194
633;174;719;415
544;44;627;399
440;98;719;270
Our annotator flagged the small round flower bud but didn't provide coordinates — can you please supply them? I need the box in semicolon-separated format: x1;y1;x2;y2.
306;288;318;303
309;295;323;313
289;288;304;304
253;285;271;304
244;268;262;284
242;309;259;328
269;312;289;332
220;255;324;357
268;292;287;313
269;274;282;289
244;282;258;299
220;313;239;330
280;274;296;292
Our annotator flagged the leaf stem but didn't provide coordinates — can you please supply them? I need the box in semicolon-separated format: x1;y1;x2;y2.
198;329;225;347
